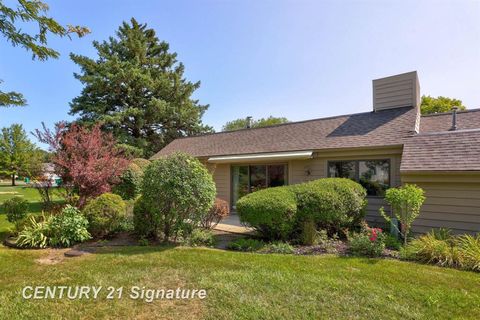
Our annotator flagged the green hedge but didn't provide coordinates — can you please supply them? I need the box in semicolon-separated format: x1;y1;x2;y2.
237;187;297;240
237;178;367;240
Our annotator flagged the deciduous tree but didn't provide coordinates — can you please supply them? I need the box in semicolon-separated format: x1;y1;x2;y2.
34;122;129;206
420;95;466;115
222;116;289;131
0;0;89;107
0;124;42;185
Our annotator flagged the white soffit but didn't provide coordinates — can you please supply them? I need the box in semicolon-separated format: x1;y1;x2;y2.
207;151;313;163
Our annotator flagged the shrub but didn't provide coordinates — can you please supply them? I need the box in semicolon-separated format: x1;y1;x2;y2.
384;234;402;250
182;229;216;247
401;231;480;271
457;234;480;271
83;193;127;238
131;158;150;170
227;238;265;252
293;178;367;234
113;162;144;200
260;242;295;254
16;214;51;248
237;186;297;240
349;225;385;257
49;205;91;247
3;196;29;225
200;198;230;229
141;153;216;241
380;184;425;245
133;196;157;238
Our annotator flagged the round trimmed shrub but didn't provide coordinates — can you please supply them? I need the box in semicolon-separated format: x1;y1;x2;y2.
237;187;297;240
83;193;127;238
141;153;216;241
3;196;29;224
293;178;367;234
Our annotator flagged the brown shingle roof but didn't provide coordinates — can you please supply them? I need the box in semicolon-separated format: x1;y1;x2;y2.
420;109;480;133
153;107;418;158
401;130;480;172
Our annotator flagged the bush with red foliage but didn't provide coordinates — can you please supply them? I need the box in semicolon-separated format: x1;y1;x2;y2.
34;122;129;207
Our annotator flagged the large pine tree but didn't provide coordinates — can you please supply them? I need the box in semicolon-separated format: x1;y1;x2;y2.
69;18;212;157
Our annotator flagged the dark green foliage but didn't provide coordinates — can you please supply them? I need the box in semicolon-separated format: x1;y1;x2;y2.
139;153;216;241
113;162;144;200
294;178;367;233
133;196;157;239
113;158;150;200
237;178;367;241
182;229;216;247
82;193;127;238
48;205;91;247
69;18;212;157
384;234;402;250
237;187;297;240
227;238;266;252
3;196;29;223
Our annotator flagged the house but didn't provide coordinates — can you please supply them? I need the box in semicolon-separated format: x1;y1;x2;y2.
153;71;480;234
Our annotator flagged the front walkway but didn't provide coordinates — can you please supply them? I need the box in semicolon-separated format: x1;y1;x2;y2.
214;213;254;235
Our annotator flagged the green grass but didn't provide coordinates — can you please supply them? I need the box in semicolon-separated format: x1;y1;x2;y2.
0;184;479;319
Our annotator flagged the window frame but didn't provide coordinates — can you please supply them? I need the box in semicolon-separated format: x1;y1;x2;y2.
327;159;391;198
230;163;289;208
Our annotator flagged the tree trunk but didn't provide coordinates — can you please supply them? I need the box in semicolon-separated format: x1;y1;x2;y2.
11;174;15;186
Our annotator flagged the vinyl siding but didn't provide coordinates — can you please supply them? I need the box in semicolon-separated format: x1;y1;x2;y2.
402;174;480;234
288;147;403;227
210;163;230;204
373;71;420;111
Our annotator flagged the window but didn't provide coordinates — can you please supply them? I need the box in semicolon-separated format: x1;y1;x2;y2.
327;160;390;196
231;164;288;207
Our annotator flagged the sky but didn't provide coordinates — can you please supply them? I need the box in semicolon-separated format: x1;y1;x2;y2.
0;0;479;144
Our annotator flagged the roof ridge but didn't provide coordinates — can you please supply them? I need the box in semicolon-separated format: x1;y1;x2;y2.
420;108;480;118
173;107;414;141
414;128;480;137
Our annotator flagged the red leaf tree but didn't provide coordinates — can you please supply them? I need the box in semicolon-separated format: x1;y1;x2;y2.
34;122;129;207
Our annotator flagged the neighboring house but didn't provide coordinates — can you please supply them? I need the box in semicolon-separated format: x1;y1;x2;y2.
41;163;61;186
153;72;480;234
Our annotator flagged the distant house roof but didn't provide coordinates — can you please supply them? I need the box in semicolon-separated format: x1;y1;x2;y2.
153;106;418;159
401;129;480;172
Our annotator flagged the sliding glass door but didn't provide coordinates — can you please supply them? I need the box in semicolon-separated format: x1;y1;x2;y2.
231;164;288;208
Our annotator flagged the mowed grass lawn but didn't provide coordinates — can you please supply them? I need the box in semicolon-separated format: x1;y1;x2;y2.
0;186;479;319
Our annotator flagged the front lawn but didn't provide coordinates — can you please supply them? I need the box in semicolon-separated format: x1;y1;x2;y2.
0;244;479;319
1;184;479;319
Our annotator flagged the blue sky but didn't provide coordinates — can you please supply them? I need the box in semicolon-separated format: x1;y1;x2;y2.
1;0;479;143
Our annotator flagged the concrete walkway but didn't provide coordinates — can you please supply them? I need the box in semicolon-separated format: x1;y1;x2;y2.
214;213;255;235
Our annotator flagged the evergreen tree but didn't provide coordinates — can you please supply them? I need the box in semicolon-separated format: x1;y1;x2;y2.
222;116;289;131
69;18;212;157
